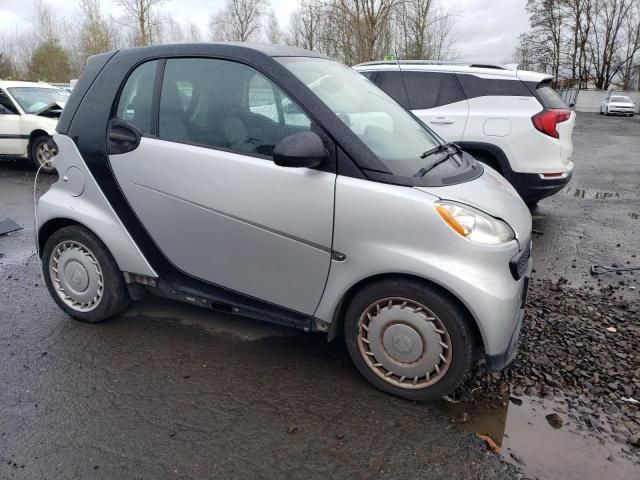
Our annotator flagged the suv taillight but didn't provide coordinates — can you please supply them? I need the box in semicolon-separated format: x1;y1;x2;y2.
531;109;571;139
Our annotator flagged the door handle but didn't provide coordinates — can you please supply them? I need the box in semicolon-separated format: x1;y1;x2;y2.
108;131;138;143
107;119;142;155
429;117;455;125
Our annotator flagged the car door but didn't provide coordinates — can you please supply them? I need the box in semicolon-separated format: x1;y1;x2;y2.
0;89;24;155
107;58;336;315
373;71;468;142
401;71;468;142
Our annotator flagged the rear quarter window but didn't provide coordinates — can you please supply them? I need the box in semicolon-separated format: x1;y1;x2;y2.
535;83;568;109
456;74;532;99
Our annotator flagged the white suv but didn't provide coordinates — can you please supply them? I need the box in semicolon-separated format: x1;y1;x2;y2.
0;81;67;172
353;62;575;204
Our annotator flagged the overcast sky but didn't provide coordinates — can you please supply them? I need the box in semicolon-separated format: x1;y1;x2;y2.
0;0;529;64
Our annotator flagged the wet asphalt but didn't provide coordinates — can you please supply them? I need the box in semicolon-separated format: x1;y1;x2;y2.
0;113;638;479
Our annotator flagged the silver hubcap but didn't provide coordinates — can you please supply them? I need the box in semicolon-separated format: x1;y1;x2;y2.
36;140;57;170
358;298;452;389
49;240;104;312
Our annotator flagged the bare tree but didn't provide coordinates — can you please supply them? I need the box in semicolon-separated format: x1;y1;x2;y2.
24;0;72;81
209;0;269;42
266;10;283;44
287;0;324;50
115;0;166;46
619;0;640;88
590;0;635;88
186;22;203;42
78;0;117;58
0;35;19;79
157;14;185;43
335;0;399;63
526;0;566;82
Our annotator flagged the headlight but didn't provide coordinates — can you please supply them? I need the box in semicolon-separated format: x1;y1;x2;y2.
434;201;515;245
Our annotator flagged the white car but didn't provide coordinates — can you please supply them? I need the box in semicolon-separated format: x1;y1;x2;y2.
600;95;636;116
0;81;68;172
353;62;576;205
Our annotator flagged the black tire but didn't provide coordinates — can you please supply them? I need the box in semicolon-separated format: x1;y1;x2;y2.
344;278;475;401
29;135;56;173
42;225;130;322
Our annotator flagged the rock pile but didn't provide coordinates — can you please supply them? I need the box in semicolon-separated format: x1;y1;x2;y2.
465;278;640;451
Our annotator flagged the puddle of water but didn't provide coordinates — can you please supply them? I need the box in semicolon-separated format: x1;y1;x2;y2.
443;393;639;480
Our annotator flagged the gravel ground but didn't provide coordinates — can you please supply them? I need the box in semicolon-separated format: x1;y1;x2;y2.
461;278;640;457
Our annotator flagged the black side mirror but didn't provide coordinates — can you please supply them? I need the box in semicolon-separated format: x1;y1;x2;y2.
273;131;327;168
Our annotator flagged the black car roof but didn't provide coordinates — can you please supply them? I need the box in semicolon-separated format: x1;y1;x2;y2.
110;42;331;59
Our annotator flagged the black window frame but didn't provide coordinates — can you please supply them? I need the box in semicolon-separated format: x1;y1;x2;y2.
111;55;337;172
0;89;20;115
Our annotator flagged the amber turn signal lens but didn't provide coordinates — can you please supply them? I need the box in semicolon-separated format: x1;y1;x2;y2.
435;204;467;237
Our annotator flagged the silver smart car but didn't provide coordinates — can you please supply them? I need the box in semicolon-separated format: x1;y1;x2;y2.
36;43;532;401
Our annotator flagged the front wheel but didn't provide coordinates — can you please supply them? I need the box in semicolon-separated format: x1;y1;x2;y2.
30;135;57;173
42;225;130;322
344;279;475;401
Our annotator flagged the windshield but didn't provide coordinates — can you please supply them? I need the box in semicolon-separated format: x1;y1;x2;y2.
7;87;69;114
611;96;632;103
278;57;442;176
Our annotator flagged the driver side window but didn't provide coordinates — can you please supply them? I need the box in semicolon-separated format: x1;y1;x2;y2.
157;58;313;158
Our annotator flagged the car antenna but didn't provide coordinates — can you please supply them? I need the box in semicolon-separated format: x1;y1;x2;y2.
394;49;411;113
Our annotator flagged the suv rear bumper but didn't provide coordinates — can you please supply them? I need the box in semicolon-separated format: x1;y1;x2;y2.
509;170;573;204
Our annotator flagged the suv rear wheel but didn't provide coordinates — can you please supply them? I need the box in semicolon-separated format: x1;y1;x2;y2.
30;135;57;173
344;278;474;401
42;225;130;322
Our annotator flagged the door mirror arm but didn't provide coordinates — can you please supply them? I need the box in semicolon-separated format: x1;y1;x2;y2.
273;131;328;169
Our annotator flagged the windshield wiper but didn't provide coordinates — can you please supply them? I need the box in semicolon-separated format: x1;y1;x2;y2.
420;144;448;159
415;143;463;177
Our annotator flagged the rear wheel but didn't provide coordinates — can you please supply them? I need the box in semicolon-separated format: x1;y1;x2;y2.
344;278;475;401
30;135;57;173
42;225;130;322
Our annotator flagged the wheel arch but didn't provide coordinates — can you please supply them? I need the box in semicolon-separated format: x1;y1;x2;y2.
458;141;511;177
38;218;84;256
326;272;486;354
28;129;50;149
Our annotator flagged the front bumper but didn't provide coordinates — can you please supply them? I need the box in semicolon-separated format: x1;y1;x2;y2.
486;258;530;370
608;108;635;115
